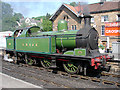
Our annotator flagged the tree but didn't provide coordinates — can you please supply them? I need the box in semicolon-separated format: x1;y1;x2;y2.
1;1;24;31
41;18;52;31
14;13;23;22
33;13;52;31
69;2;77;7
46;13;51;19
33;16;46;21
2;2;13;19
41;13;52;31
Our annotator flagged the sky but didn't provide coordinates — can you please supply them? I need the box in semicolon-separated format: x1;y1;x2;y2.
2;0;112;18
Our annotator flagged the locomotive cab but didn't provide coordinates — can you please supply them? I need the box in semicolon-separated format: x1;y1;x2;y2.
13;29;23;37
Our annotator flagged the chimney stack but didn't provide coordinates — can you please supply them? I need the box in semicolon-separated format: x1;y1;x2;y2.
84;15;92;27
100;0;106;2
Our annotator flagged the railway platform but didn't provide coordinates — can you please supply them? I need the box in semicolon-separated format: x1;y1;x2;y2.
104;53;120;62
0;72;42;88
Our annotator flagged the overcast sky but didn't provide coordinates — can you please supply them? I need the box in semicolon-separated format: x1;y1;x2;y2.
2;0;111;18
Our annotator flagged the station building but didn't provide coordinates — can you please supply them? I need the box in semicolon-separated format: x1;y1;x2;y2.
50;0;120;52
0;31;13;49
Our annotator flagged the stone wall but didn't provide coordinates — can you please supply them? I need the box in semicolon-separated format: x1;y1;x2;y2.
91;11;120;48
52;7;84;31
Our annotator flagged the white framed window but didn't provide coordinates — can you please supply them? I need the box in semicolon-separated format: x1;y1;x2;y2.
71;25;77;30
91;17;94;23
116;14;120;21
63;15;69;21
101;25;105;36
101;15;109;22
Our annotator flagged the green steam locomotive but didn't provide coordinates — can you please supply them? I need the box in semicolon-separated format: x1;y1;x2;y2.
4;16;113;75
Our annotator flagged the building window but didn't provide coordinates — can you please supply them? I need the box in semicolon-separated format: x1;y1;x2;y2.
74;25;76;30
72;25;77;30
101;25;105;36
72;25;74;30
63;15;69;21
101;15;109;22
116;14;120;21
91;17;94;23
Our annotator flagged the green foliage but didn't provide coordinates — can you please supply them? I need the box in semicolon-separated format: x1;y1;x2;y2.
14;13;23;22
33;13;52;31
46;13;51;19
42;13;52;31
33;16;46;21
41;18;52;31
69;2;77;7
1;1;23;31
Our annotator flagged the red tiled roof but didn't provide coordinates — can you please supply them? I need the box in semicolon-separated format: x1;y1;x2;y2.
64;4;78;15
65;1;120;15
74;6;83;13
88;1;120;13
50;1;120;21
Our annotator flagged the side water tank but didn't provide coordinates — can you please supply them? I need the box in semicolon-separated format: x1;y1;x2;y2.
58;20;67;31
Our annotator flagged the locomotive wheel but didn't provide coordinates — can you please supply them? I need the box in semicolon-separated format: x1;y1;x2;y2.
41;59;51;68
63;62;79;74
25;58;34;65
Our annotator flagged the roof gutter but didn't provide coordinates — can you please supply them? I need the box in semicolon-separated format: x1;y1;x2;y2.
90;9;120;14
64;4;79;17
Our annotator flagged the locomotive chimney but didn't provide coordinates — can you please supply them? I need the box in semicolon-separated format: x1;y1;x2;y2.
84;15;92;27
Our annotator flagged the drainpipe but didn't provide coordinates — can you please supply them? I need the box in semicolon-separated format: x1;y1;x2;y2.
107;36;109;53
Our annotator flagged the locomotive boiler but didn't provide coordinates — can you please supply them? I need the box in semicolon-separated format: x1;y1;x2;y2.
4;15;113;76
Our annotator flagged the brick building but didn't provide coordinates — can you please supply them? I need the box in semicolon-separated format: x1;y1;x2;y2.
50;3;84;31
50;1;120;50
89;1;120;49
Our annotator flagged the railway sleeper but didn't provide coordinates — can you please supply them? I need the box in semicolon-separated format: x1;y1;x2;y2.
39;67;45;70
60;72;69;76
102;80;115;85
70;75;79;79
90;77;101;83
101;72;110;76
112;74;120;78
47;69;53;72
80;76;89;80
116;82;120;88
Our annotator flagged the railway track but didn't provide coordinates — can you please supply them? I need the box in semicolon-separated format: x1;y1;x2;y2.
2;60;120;88
2;62;71;88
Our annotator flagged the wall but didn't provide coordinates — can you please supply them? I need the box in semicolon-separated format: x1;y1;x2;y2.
0;31;13;49
52;7;84;31
91;11;120;48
